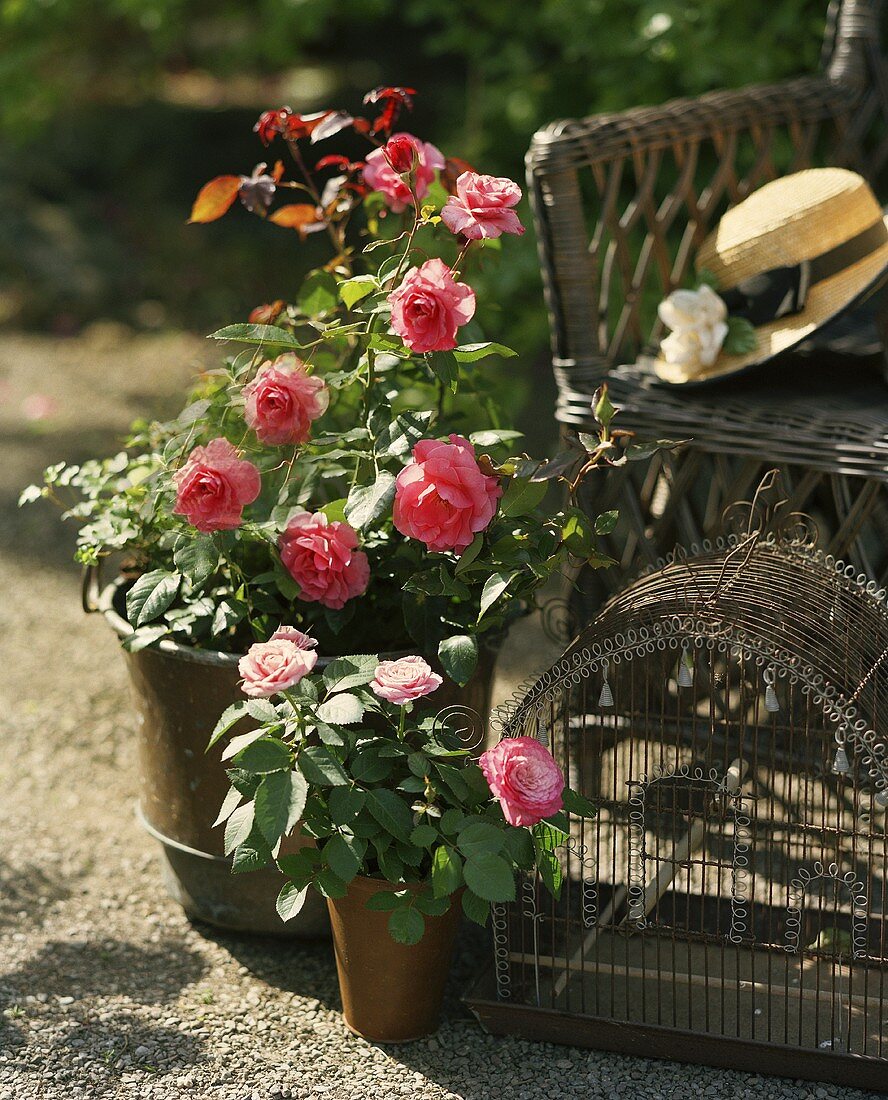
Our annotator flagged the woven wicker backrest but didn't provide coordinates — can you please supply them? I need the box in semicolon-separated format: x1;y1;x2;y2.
527;0;888;391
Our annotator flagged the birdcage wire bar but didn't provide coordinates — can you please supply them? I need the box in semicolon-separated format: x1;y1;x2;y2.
467;538;888;1091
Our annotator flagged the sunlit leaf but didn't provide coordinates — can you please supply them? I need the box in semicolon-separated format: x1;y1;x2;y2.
189;176;241;223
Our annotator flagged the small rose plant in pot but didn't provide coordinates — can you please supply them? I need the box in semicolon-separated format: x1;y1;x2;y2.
212;644;592;940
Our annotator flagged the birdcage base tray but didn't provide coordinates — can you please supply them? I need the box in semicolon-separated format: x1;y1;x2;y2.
465;957;888;1093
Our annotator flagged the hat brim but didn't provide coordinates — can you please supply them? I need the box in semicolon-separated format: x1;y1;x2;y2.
652;215;888;386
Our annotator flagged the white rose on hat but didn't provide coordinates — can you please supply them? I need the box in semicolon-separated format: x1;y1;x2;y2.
658;285;729;373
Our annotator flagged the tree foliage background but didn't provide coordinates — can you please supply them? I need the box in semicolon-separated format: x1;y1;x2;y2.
1;0;827;372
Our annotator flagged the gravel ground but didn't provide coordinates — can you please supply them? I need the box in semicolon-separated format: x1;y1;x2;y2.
0;329;877;1099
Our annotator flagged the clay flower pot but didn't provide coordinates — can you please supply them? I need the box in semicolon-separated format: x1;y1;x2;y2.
327;876;462;1042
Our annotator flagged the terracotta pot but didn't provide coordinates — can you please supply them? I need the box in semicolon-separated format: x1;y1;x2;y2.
327;876;463;1042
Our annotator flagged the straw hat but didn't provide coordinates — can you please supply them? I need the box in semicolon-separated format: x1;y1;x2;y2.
652;168;888;385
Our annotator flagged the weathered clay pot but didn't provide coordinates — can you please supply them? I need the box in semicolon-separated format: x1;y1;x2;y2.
87;573;497;937
327;876;463;1042
93;578;329;937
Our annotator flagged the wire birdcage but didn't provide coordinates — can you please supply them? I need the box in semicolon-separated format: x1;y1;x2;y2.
467;532;888;1091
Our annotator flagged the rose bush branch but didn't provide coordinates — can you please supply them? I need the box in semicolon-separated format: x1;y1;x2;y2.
21;85;676;681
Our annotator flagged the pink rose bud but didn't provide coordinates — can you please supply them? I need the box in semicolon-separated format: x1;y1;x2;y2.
388;258;476;354
393;434;502;553
238;636;318;698
362;132;444;212
382;135;420;177
370;656;443;705
479;736;565;827
242;353;329;446
441;171;525;240
269;626;318;649
278;511;370;610
172;438;261;533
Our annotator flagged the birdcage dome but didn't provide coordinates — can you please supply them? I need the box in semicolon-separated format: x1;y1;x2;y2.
496;534;888;793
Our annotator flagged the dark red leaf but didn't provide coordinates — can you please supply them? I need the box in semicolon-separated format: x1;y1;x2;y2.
283;110;333;140
362;86;416;135
254;108;292;146
441;156;476;195
315;154;351;172
188;176;241;223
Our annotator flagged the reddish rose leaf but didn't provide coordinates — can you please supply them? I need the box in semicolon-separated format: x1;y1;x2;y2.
284;110;333;140
363;86;416;135
442;157;477;195
255;108;290;145
315;154;351;172
248;301;286;325
189;176;241;223
269;204;325;239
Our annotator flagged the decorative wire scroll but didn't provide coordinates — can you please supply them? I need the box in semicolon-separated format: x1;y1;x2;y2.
431;705;485;755
784;862;869;960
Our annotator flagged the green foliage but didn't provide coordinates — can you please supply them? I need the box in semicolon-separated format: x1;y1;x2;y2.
206;660;595;943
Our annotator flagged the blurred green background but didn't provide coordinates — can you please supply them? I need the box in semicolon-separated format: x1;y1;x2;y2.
1;0;826;411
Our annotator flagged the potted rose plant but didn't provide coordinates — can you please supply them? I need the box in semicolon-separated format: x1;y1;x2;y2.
22;85;661;935
208;635;595;1042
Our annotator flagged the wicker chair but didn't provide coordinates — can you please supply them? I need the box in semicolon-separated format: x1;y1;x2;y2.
527;0;888;613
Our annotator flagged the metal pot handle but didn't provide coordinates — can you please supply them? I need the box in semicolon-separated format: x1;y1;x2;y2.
81;562;103;614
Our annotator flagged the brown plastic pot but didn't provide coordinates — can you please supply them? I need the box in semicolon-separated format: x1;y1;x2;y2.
327;876;463;1042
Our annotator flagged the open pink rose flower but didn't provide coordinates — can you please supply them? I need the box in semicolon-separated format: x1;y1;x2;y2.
172;438;261;532
363;132;444;212
479;736;565;827
238;635;318;698
370;656;443;705
388;258;476;354
278;511;370;610
393;434;502;553
243;354;329;446
441;171;525;240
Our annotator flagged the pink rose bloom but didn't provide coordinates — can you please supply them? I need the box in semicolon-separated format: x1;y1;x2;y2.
278;511;370;610
441;171;525;240
238;637;318;698
269;626;317;649
370;656;443;706
363;132;444;212
243;354;329;446
393;434;502;553
388;258;476;354
479;736;565;827
172;438;261;533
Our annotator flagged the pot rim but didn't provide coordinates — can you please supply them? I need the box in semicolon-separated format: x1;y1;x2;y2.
98;578;424;670
99;578;242;668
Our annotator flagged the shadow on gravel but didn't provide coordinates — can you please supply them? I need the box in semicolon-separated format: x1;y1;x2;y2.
0;938;206;1004
193;924;341;1009
0;859;77;931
